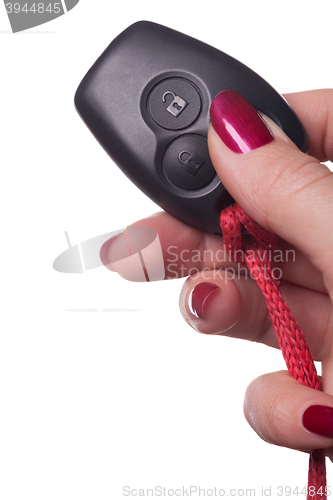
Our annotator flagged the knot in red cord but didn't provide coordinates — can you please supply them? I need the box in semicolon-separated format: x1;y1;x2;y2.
220;202;276;263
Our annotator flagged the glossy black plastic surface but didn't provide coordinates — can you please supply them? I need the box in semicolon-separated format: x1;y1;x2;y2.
75;21;308;235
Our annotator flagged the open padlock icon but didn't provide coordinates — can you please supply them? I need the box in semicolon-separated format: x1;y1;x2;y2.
162;91;188;117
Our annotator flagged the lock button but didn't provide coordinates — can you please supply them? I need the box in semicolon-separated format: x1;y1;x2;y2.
178;150;205;176
162;134;216;190
147;77;201;130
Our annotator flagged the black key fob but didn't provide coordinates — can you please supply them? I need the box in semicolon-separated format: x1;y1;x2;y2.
75;21;307;235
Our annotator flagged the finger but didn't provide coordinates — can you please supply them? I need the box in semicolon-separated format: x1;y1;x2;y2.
100;211;326;293
244;371;333;454
179;271;332;360
283;89;333;162
179;269;275;345
208;90;333;296
323;339;333;460
100;211;225;279
321;330;333;397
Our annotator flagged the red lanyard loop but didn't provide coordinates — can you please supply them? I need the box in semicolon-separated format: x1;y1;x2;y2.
220;203;326;500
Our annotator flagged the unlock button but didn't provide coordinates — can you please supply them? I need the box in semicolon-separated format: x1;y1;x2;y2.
147;77;201;130
163;134;216;190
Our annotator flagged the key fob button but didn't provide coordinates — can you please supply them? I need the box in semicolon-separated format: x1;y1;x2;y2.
162;134;216;190
147;77;201;130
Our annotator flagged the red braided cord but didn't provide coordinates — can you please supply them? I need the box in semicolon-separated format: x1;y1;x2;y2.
220;203;326;500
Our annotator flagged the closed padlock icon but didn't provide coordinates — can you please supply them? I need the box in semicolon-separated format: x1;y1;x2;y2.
162;91;188;117
178;150;205;176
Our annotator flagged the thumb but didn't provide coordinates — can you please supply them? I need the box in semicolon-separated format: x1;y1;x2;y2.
208;90;333;295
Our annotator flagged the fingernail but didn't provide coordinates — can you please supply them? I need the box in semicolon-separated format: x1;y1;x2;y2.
190;282;220;320
100;226;165;282
302;405;333;438
100;234;123;272
210;90;274;154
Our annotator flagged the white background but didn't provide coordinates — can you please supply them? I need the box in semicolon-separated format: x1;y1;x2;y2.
1;1;333;499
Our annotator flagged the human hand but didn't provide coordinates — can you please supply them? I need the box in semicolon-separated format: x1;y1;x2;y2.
100;89;333;460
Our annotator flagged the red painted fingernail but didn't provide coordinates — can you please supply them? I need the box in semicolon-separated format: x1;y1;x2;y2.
302;405;333;438
190;282;220;320
210;90;274;154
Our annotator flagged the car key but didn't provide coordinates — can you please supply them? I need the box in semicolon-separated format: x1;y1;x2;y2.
74;21;307;235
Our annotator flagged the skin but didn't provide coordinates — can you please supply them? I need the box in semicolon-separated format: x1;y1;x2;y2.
106;89;333;460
